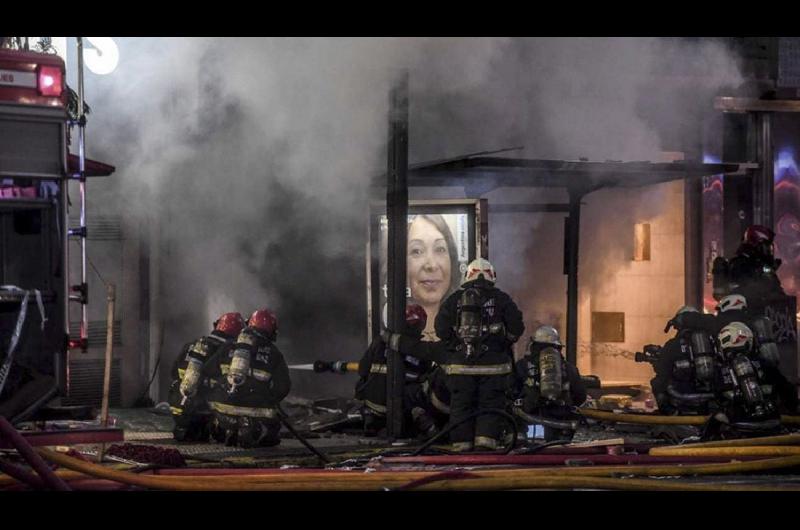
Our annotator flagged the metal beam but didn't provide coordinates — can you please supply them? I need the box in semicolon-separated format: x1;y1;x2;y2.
715;96;800;113
385;72;409;440
490;203;571;213
0;428;124;449
752;113;774;228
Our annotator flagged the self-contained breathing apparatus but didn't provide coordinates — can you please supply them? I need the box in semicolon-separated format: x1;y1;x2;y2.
227;330;255;394
456;287;486;358
638;308;719;411
717;322;776;421
750;315;780;367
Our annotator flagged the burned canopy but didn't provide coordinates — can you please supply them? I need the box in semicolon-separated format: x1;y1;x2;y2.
385;154;743;365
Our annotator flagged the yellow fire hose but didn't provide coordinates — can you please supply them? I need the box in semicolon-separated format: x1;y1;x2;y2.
580;409;800;426
662;433;800;449
409;475;800;492
24;448;800;491
579;409;709;425
650;445;800;457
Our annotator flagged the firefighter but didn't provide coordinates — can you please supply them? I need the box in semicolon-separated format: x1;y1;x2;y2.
355;304;437;437
649;306;720;415
513;326;586;441
399;257;524;451
711;295;797;414
715;322;781;430
712;225;785;308
167;312;245;442
207;309;291;448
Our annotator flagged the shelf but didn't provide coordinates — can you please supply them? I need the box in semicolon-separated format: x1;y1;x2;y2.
0;197;54;211
0;289;56;304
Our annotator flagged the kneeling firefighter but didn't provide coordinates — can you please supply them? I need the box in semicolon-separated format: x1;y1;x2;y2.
513;326;586;441
714;295;797;414
208;309;291;448
167;312;246;442
646;306;720;415
355;304;437;437
715;322;781;432
417;258;524;451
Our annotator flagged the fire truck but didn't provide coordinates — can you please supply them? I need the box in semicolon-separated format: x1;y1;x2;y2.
0;45;114;421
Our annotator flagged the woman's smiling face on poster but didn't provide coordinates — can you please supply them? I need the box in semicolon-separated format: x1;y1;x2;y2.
407;216;452;306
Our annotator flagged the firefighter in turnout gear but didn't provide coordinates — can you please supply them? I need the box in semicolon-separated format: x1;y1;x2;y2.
404;258;524;451
208;309;291;448
711;296;798;415
648;306;721;415
714;322;782;432
167;312;246;442
513;326;586;441
712;225;786;309
355;304;437;437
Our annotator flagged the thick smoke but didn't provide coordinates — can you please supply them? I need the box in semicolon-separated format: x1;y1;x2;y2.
80;37;744;399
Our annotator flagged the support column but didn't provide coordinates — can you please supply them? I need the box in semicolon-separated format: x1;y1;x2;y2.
564;189;582;366
752;112;774;229
385;72;409;440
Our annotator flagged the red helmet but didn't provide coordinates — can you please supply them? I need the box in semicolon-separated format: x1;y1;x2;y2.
743;225;775;246
405;304;427;333
214;312;245;337
248;309;278;336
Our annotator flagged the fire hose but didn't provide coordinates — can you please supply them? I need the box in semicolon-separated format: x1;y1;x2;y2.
25;448;800;491
512;406;579;431
667;385;715;403
673;433;800;448
0;416;69;490
580;408;800;426
650;445;800;457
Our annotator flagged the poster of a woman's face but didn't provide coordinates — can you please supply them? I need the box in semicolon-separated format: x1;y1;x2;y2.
380;213;468;341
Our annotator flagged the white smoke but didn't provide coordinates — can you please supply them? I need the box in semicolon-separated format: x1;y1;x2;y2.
77;37;743;398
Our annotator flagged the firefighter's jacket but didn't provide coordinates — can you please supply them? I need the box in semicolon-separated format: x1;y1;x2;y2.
355;335;432;415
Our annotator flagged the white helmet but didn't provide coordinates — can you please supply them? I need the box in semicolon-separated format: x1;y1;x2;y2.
717;294;747;313
718;322;753;352
462;258;496;286
533;326;562;347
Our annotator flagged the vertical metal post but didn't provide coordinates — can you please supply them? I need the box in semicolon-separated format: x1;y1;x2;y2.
76;37;88;352
60;176;70;395
683;120;705;311
752;112;774;229
385;72;409;440
148;214;162;404
722;113;752;257
564;189;582;366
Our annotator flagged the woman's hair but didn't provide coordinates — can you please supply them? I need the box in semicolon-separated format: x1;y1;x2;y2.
408;214;461;298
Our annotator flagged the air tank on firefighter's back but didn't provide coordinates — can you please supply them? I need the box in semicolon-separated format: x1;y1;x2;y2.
731;353;767;416
690;331;715;381
538;347;563;402
751;316;780;366
457;288;483;356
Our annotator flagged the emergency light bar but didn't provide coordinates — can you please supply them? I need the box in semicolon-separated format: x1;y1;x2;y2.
37;65;63;97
